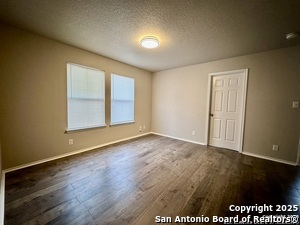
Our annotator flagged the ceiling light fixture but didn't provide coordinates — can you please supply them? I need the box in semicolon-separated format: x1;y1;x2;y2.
286;32;299;40
140;36;160;49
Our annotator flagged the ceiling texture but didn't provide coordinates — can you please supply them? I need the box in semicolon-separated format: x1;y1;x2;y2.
0;0;300;72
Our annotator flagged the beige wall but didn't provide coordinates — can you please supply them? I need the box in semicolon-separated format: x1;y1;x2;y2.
0;22;299;169
152;46;300;163
0;23;152;169
0;139;2;182
0;140;2;225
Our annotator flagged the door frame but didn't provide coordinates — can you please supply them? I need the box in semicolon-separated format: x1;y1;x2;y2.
204;69;248;153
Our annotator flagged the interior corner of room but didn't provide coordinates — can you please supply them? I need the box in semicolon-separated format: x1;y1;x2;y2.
0;20;299;170
0;1;300;223
0;139;3;224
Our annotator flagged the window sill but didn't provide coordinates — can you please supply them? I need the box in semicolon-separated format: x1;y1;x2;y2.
65;125;107;133
109;121;135;127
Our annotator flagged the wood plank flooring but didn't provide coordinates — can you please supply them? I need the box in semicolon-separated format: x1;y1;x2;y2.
4;134;300;224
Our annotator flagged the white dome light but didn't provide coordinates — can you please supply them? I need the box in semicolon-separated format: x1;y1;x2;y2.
140;37;160;49
286;32;299;40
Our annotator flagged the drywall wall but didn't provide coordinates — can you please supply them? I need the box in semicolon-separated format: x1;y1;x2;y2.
0;23;152;169
0;139;2;183
152;46;300;163
0;140;3;225
0;140;2;178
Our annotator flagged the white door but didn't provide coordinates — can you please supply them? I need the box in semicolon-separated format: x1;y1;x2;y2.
208;69;247;151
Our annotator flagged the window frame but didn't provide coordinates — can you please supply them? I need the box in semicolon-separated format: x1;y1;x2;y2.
110;73;135;126
66;62;106;133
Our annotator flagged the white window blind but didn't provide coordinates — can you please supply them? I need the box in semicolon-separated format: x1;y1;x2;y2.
111;74;134;125
67;63;105;131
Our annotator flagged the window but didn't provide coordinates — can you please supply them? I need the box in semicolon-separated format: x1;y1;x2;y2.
111;74;134;125
67;63;105;131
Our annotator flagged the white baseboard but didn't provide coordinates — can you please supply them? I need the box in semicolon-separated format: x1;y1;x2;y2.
1;132;297;225
152;132;297;166
1;133;152;225
0;171;5;225
0;132;151;225
297;137;300;166
151;132;206;146
242;151;297;166
3;132;151;173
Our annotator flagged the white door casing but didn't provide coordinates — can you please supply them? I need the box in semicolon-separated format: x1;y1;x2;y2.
205;69;248;152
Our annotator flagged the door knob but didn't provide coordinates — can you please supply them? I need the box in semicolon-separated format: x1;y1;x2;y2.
210;113;213;117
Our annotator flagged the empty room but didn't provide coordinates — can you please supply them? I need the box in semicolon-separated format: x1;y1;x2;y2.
0;0;300;224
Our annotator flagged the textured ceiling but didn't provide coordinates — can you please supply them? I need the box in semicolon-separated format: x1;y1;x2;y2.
0;0;300;72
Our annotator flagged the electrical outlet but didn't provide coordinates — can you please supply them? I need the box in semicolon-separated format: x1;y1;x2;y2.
143;125;146;129
272;145;279;151
192;131;196;136
139;126;142;132
69;139;73;145
292;101;299;108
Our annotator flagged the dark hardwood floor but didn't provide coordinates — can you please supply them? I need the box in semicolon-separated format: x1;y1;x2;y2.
4;134;300;224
